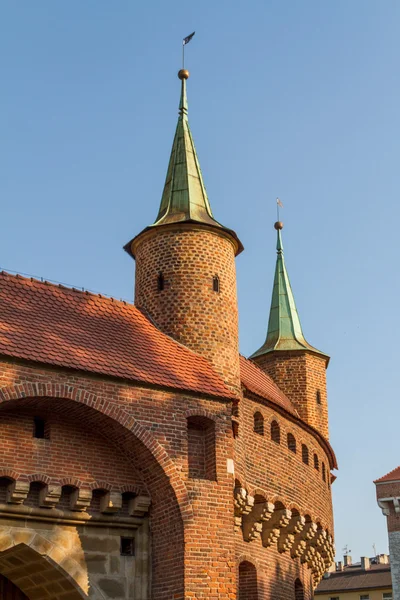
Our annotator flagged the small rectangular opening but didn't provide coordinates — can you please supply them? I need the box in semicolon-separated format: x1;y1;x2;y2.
120;537;135;556
33;417;49;440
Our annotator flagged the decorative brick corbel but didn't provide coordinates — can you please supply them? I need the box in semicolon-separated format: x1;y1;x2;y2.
7;481;29;504
242;501;274;542
278;513;305;553
234;487;254;529
128;495;151;517
261;508;292;548
100;491;122;513
290;521;317;559
38;485;61;508
70;488;92;511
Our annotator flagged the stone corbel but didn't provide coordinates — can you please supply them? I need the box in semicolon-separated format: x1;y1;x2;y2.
242;501;274;542
261;508;292;548
393;498;400;514
301;544;316;566
100;491;122;514
278;513;305;553
6;481;29;504
234;487;254;529
378;500;391;516
70;488;92;511
128;495;151;517
290;521;317;559
38;485;61;508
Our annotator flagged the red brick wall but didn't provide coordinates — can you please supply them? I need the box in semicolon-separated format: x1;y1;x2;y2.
0;411;143;489
134;224;241;394
376;481;400;533
0;358;236;599
253;352;330;440
234;394;334;530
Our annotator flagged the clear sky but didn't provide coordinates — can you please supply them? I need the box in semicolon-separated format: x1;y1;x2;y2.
1;0;399;563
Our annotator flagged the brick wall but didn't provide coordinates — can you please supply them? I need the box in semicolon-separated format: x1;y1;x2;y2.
134;224;241;394
253;351;330;440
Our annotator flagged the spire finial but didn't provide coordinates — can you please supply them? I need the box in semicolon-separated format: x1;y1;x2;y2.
177;70;189;119
274;221;284;253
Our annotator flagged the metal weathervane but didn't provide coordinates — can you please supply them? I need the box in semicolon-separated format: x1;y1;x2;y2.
276;197;283;222
182;31;195;68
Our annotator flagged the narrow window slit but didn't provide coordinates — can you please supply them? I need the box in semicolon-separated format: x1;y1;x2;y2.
157;272;164;291
213;275;220;293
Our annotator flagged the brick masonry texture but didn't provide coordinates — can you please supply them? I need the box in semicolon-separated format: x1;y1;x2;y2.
253;351;330;440
389;531;400;600
134;224;241;394
0;354;335;598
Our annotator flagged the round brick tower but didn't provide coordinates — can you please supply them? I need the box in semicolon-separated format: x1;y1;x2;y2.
124;70;243;395
250;222;330;439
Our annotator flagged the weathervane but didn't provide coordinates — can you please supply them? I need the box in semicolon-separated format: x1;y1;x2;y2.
276;197;283;224
182;31;195;69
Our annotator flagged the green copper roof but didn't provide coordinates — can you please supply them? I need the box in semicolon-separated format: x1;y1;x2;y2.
123;71;243;258
251;226;329;361
154;75;219;228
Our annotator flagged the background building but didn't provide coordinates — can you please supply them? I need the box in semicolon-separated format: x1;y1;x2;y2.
375;467;400;600
315;555;392;600
0;69;337;599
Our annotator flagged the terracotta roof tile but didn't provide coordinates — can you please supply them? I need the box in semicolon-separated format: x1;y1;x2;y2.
375;466;400;484
0;272;233;399
239;355;298;416
315;565;392;593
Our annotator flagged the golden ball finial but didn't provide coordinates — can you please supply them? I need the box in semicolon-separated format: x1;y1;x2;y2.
274;221;283;230
178;69;190;80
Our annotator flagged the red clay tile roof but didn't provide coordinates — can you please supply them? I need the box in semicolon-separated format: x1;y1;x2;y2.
375;466;400;484
239;355;298;416
0;271;234;399
315;565;392;593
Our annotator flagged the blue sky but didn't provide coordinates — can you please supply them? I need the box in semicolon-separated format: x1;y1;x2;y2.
1;1;399;562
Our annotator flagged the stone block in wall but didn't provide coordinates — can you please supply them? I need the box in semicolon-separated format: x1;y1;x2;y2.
129;495;151;517
39;485;61;508
70;488;92;511
6;481;29;504
100;491;123;513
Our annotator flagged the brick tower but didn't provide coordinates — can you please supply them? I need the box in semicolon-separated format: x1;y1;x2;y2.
250;221;330;438
124;69;243;394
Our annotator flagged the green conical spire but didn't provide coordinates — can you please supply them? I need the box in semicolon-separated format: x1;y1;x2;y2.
251;223;329;360
154;70;221;228
123;69;243;258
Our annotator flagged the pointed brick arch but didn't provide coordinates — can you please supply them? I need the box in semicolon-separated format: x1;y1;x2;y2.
0;382;193;522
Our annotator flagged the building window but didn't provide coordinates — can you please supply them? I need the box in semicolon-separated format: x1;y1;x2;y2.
254;412;264;435
330;597;340;600
120;537;135;556
322;462;326;482
360;595;370;600
33;417;49;440
213;275;220;293
302;444;309;465
316;390;322;404
314;453;319;471
287;433;296;453
270;420;280;444
187;416;216;480
382;594;392;600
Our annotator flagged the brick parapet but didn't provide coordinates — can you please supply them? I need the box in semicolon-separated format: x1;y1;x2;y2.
234;394;334;533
